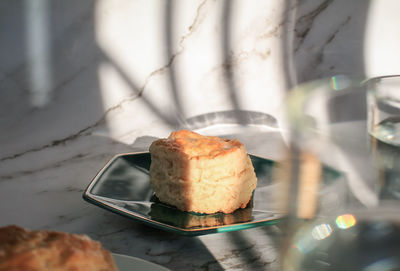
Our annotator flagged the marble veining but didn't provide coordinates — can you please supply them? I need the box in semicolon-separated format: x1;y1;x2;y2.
294;0;333;52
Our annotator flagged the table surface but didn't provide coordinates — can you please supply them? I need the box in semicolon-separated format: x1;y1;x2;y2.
0;118;375;270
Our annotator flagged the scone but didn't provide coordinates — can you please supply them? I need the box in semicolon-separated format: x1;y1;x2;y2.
149;130;258;214
0;225;118;271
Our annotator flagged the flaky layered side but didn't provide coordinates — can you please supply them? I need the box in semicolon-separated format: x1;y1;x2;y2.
149;130;258;214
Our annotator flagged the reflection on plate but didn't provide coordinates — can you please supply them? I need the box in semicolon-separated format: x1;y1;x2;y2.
83;152;344;235
113;253;170;271
149;195;253;229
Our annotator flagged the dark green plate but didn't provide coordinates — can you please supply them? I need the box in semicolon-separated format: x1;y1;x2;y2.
83;152;343;236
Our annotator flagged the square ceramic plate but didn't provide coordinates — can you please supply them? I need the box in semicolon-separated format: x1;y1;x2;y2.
83;152;344;236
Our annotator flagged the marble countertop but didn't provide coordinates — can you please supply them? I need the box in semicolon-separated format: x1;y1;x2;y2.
0;119;286;270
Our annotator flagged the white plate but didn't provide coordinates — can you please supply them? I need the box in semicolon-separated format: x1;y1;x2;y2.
113;253;170;271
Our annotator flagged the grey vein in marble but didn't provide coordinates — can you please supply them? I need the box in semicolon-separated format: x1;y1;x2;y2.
294;0;334;51
315;16;351;65
136;0;208;96
0;153;88;181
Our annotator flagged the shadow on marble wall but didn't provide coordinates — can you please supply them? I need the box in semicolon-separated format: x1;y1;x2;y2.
138;0;248;126
0;0;374;153
221;0;241;114
165;0;185;120
289;0;371;83
0;0;109;158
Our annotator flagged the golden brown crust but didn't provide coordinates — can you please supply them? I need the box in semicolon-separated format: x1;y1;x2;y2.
0;225;118;271
151;129;243;158
149;130;258;214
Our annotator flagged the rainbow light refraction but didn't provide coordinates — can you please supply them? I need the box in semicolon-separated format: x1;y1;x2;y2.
311;223;333;240
335;214;357;229
331;76;339;90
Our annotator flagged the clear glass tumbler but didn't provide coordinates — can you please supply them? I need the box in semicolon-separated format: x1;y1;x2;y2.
280;75;400;271
367;75;400;200
367;75;400;146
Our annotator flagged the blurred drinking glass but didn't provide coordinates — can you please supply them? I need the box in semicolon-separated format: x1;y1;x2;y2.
367;75;400;200
279;75;400;271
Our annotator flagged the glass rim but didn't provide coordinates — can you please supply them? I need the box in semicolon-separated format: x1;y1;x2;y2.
286;75;364;134
362;74;400;85
286;75;400;129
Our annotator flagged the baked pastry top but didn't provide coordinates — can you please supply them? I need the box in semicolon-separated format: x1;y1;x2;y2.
149;130;258;214
164;129;243;157
0;225;118;271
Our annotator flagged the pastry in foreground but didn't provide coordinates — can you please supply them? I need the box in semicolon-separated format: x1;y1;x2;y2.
0;225;118;271
149;130;258;214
